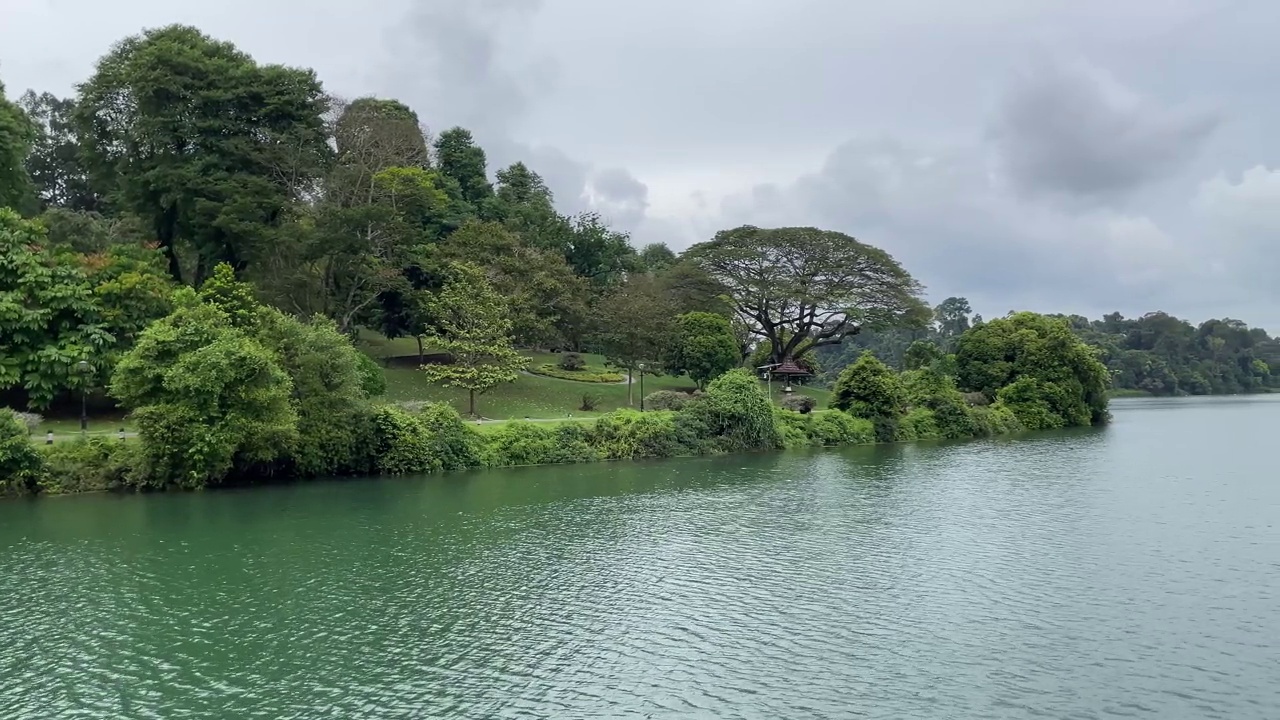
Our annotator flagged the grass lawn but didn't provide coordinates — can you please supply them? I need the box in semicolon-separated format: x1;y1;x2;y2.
378;348;831;419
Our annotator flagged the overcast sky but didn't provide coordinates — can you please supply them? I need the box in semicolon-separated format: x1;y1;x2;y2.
3;0;1278;328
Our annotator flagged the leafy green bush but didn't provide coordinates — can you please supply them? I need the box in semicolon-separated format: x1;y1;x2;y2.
996;377;1066;431
550;423;599;464
417;402;485;471
809;411;875;446
37;438;139;494
588;409;687;459
773;408;815;448
354;351;387;398
970;402;1025;436
897;407;941;441
369;406;434;475
645;390;695;411
683;369;782;452
831;353;904;444
530;364;625;383
779;394;816;414
580;392;601;411
484;421;591;466
558;352;586;371
1;408;43;495
901;369;978;439
668;312;740;388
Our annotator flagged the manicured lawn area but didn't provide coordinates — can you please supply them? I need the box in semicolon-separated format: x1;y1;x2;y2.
378;349;832;420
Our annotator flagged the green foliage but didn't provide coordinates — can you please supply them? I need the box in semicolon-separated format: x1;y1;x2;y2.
644;390;696;411
0;408;43;495
559;352;586;371
76;24;331;283
685;225;927;365
0;77;36;212
256;311;376;476
669;312;740;388
369;406;434;475
420;263;528;416
110;301;298;487
579;392;601;411
417;402;484;471
897;408;941;441
773;408;814;449
434;127;494;211
900;368;977;439
529;365;625;383
810;411;875;446
970;402;1025;436
0;209;114;409
683;369;782;452
779;394;817;414
588;409;688;459
903;340;944;370
354;352;388;397
954;312;1109;427
484;421;597;466
1069;311;1280;396
37;438;138;494
831;354;905;421
18;92;100;212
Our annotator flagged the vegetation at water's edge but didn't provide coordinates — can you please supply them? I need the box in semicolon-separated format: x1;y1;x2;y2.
1;23;1273;496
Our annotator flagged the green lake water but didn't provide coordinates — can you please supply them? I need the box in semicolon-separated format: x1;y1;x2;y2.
2;396;1278;718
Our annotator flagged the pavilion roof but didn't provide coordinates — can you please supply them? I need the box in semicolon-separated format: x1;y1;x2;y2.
773;358;811;377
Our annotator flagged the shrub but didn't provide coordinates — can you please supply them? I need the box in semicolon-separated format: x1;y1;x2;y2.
558;352;586;371
779;394;816;414
588;409;687;459
551;423;600;464
809;411;875;446
370;406;434;475
901;369;978;440
996;377;1066;431
1;409;43;495
530;365;625;383
668;312;740;388
971;402;1025;436
484;421;572;466
354;352;387;397
773;408;815;448
38;438;139;494
897;407;941;441
645;390;695;411
580;392;601;411
418;402;485;471
831;353;904;422
682;369;782;452
10;410;42;433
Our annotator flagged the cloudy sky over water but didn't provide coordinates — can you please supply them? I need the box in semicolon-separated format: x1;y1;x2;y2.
3;0;1278;328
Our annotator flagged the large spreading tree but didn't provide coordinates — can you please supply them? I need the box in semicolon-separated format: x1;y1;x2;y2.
684;226;928;366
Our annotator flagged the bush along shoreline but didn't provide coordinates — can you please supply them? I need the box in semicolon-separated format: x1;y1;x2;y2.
2;306;1110;497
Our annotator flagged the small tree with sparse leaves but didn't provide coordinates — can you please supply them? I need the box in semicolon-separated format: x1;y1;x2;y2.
420;263;527;417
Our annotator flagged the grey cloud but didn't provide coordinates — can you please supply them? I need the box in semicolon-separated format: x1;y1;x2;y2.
991;58;1219;201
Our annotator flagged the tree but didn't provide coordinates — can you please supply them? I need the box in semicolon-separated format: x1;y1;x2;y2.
954;312;1109;427
76;25;331;283
17;91;99;212
419;263;527;417
434;220;589;349
831;353;904;419
684;225;928;366
903;340;944;370
0;209;113;409
1;408;43;494
639;242;677;272
669;312;740;389
932;296;972;348
0;76;35;212
110;295;297;487
595;274;678;405
434;127;493;211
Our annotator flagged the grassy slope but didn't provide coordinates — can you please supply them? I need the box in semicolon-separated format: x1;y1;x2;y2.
375;345;831;419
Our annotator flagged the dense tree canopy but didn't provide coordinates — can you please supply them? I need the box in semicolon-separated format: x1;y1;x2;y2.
75;25;330;283
0;76;35;212
685;226;928;367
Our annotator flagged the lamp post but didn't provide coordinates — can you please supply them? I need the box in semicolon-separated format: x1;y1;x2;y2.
76;360;91;436
638;363;646;411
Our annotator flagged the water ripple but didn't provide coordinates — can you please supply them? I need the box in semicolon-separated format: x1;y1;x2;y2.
3;397;1280;718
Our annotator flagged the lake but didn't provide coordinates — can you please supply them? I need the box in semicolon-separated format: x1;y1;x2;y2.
2;396;1278;719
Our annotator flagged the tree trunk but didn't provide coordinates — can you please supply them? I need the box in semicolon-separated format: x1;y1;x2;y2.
469;389;476;418
416;336;424;364
627;368;634;405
